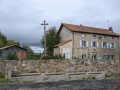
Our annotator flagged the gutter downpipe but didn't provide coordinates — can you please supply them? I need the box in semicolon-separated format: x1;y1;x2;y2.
72;31;74;60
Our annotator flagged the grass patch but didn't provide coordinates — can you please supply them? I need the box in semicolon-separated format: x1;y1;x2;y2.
0;72;33;83
0;72;15;83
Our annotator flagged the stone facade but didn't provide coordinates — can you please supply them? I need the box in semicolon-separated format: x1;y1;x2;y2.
54;24;120;63
73;32;119;63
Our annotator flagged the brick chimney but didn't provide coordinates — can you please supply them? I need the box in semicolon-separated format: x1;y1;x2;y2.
109;27;113;33
80;24;82;26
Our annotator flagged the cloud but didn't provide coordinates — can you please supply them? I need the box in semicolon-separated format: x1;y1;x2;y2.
0;0;120;52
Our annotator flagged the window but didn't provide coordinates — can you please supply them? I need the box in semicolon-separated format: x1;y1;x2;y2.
82;41;86;47
111;55;114;60
82;34;86;37
103;55;114;60
92;54;97;60
110;43;114;49
80;40;88;47
78;27;82;29
92;41;97;48
103;55;107;60
103;42;107;48
103;36;106;39
111;36;114;39
92;34;96;38
82;54;86;60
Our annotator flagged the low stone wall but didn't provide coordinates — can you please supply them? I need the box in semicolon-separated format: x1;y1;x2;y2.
0;59;120;80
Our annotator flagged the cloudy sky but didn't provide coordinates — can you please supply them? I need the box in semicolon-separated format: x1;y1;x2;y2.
0;0;120;52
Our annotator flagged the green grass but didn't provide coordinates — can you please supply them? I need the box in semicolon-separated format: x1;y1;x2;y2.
0;72;33;83
0;72;15;83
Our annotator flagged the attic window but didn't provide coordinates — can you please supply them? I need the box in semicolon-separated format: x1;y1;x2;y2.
78;27;82;29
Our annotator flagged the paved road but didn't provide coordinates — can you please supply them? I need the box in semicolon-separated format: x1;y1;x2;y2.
0;78;120;90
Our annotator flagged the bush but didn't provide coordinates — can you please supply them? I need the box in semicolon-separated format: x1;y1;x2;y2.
42;55;52;60
53;54;65;59
7;53;17;60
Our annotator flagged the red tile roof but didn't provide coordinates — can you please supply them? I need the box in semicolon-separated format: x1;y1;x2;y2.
58;23;120;37
54;39;72;47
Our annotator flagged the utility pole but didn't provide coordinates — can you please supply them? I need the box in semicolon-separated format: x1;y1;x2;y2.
41;20;48;56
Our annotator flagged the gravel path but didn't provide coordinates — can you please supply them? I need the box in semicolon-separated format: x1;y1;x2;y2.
0;78;120;90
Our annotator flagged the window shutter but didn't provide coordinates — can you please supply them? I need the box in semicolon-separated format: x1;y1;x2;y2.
114;43;116;49
107;42;109;48
102;42;103;48
86;41;88;47
91;41;93;47
97;42;99;48
80;40;82;47
110;43;111;48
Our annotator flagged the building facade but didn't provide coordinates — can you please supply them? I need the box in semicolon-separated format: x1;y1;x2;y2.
54;23;120;63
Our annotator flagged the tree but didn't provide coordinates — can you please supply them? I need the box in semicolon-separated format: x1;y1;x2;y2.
0;31;20;48
0;32;7;47
7;40;20;46
40;26;60;56
22;44;34;54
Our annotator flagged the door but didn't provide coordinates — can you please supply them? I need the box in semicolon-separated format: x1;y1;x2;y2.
63;48;70;59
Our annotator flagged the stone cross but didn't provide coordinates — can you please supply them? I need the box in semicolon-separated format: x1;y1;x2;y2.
41;20;48;55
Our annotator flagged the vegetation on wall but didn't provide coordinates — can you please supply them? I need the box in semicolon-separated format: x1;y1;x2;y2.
40;26;60;56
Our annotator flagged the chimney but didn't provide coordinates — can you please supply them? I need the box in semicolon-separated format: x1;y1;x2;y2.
80;24;82;26
109;27;113;33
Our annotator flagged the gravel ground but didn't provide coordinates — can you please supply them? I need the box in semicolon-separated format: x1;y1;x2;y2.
0;77;120;90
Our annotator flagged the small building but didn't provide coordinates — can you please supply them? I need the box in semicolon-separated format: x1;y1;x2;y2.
54;23;120;63
0;45;27;60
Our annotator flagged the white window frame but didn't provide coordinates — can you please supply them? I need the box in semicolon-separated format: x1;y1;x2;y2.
82;34;86;38
80;40;88;47
91;41;98;48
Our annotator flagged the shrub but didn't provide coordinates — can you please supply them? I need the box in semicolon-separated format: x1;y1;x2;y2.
53;54;65;59
7;53;17;60
42;55;52;60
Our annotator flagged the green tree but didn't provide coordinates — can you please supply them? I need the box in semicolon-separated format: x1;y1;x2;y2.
40;26;60;56
7;40;20;46
22;44;34;54
0;32;7;47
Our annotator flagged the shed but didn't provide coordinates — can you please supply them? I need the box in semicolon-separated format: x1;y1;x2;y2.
0;45;27;60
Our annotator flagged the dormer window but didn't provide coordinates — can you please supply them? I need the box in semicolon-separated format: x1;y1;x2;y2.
78;27;82;29
82;34;86;38
92;34;96;38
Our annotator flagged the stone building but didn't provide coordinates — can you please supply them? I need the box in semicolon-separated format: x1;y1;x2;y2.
54;23;120;62
0;45;27;60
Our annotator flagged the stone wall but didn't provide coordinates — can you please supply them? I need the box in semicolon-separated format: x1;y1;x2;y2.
73;32;119;63
1;59;120;80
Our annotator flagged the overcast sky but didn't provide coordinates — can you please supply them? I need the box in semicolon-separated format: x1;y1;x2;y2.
0;0;120;52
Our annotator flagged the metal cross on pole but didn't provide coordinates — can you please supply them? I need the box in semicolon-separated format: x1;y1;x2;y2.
41;20;48;56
